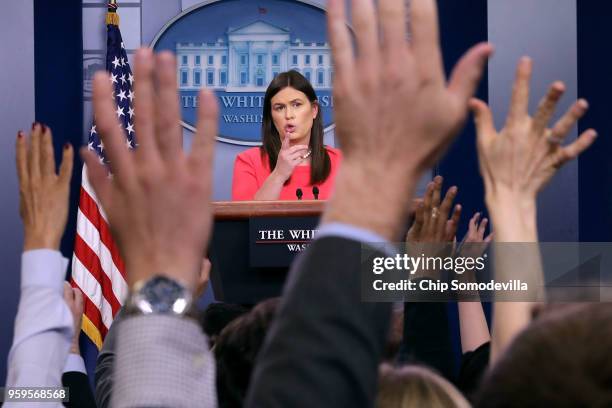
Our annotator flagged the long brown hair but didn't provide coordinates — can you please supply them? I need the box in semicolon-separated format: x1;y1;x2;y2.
261;70;331;184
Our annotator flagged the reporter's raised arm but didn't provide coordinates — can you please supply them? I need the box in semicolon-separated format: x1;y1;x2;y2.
246;0;492;406
470;57;598;362
84;49;219;408
6;124;74;404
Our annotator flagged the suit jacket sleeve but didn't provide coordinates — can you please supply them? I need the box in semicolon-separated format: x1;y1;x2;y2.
111;315;218;408
62;370;97;408
94;308;125;408
246;236;392;407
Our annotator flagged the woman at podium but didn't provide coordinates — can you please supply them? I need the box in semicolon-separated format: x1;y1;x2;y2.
232;71;342;200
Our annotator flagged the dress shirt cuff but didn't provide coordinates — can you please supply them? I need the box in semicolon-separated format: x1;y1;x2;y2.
317;223;397;256
21;250;69;293
63;353;87;374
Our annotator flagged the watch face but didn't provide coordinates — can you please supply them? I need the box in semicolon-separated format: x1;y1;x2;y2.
138;276;189;314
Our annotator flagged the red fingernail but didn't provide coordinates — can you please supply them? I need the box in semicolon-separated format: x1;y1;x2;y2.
42;124;48;133
63;143;70;150
17;131;23;139
32;122;37;130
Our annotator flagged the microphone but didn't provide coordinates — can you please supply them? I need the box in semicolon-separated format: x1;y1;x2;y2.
312;186;319;200
296;188;303;200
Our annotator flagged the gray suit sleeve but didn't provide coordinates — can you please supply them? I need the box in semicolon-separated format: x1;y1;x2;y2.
94;308;124;408
111;314;217;408
246;236;391;407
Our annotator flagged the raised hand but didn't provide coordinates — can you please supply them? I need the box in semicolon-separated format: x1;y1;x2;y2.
471;57;597;210
458;212;493;259
272;135;309;182
63;282;84;354
406;176;461;244
82;49;219;291
195;258;211;299
469;58;598;361
323;0;492;240
16;124;74;251
406;176;461;279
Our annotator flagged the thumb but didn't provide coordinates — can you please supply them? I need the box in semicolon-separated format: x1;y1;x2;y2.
469;98;495;136
448;42;494;104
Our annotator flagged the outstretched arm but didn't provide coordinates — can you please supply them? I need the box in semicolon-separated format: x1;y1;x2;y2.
471;57;598;362
6;124;74;398
247;0;492;405
457;212;492;353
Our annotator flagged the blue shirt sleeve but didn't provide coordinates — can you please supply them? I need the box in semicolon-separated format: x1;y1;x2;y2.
317;222;398;256
5;249;73;407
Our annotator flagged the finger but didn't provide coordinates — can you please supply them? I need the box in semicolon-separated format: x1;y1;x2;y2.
448;42;494;103
421;181;435;233
72;287;84;314
438;185;457;221
63;281;73;303
92;72;133;184
16;132;28;188
287;145;310;154
58;143;74;187
557;129;598;166
422;181;434;213
281;132;290;150
410;201;425;238
81;149;112;207
133;48;159;161
154;52;183;163
189;88;218;176
445;204;462;241
379;0;407;54
532;81;565;135
200;258;211;281
469;212;481;231
28;124;42;185
352;0;379;69
414;201;425;225
445;220;455;242
477;217;489;238
327;0;355;85
469;98;496;136
407;201;424;243
287;149;310;161
40;126;56;178
550;99;589;142
484;232;494;243
506;57;533;127
410;0;444;83
431;175;443;208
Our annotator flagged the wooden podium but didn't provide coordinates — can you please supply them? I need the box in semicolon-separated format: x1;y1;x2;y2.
209;199;417;304
210;200;325;304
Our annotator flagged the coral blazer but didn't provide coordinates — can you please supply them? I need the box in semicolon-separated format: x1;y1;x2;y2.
232;146;342;200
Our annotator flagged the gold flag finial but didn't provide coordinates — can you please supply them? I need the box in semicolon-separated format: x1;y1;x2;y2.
106;1;120;26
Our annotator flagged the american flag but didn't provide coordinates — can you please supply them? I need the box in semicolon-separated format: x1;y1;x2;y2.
70;4;133;350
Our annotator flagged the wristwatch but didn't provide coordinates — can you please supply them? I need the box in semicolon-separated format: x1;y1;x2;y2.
125;275;195;317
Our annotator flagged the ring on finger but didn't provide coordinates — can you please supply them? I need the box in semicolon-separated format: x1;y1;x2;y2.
431;207;439;219
546;133;564;145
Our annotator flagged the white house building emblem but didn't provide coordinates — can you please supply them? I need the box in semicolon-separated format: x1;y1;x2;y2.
151;0;334;145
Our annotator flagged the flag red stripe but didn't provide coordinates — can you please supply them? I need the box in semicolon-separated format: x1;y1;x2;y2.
78;186;126;279
74;234;122;317
70;278;109;339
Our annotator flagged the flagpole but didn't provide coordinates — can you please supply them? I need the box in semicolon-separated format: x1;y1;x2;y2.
106;0;120;26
